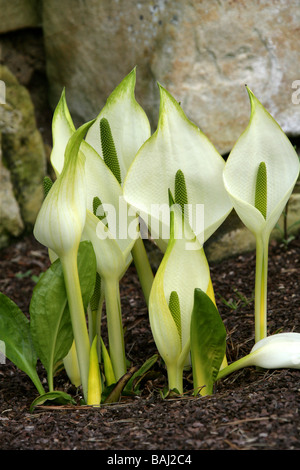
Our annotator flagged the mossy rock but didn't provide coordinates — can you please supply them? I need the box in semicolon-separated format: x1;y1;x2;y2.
0;65;46;227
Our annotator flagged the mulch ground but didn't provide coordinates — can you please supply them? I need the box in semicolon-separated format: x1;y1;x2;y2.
0;232;299;451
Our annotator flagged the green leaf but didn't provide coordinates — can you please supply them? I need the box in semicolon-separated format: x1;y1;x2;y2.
0;293;44;395
123;354;159;394
190;288;226;396
103;366;138;404
30;391;76;412
77;241;97;310
29;257;71;382
29;241;97;386
100;336;116;387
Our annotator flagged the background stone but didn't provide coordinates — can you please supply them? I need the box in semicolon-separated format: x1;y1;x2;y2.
0;0;299;256
0;139;24;248
0;0;42;34
0;65;46;247
42;0;300;155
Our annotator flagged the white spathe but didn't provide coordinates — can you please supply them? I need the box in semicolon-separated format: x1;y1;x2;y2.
85;67;151;184
223;87;300;238
34;122;93;257
149;204;211;372
123;84;232;250
249;333;300;369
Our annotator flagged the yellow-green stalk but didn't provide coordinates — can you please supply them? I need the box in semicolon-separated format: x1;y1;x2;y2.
254;161;268;342
87;335;102;407
100;336;116;386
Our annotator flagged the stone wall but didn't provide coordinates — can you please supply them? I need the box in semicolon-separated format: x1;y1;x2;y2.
0;0;299;258
42;0;300;154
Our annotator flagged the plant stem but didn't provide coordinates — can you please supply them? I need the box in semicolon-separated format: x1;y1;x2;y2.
254;235;269;343
167;362;184;394
167;341;190;394
131;235;154;307
96;294;104;359
61;250;90;402
103;277;126;381
216;354;253;381
47;371;54;393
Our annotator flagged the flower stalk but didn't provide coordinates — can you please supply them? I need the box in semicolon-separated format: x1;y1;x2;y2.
102;278;126;380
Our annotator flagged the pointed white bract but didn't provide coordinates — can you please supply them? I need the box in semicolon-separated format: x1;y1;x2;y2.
223;87;300;239
123;84;232;249
50;89;76;177
85;67;151;183
223;88;300;343
249;333;300;369
149;203;212;392
34;122;93;258
45;80;141;272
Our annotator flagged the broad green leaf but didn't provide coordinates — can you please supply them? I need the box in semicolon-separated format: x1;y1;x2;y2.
30;259;70;378
103;366;138;404
29;241;97;381
123;354;159;394
30;391;76;412
0;293;44;395
190;288;226;396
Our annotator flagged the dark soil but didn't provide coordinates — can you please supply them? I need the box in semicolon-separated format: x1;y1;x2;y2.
0;233;299;452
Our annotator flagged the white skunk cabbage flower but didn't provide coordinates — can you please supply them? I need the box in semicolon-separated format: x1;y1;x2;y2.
84;67;153;304
249;333;300;369
34;121;93;258
123;84;232;251
85;67;151;183
50;88;76;178
149;198;212;393
217;333;300;381
34;120;95;403
223;88;300;342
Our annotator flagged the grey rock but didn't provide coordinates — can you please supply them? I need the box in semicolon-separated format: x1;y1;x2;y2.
0;155;24;249
0;0;42;34
0;65;46;247
43;0;300;154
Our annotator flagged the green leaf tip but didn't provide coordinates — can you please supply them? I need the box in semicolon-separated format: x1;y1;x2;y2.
168;291;182;341
175;169;188;216
43;176;53;198
100;117;122;185
255;161;267;219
